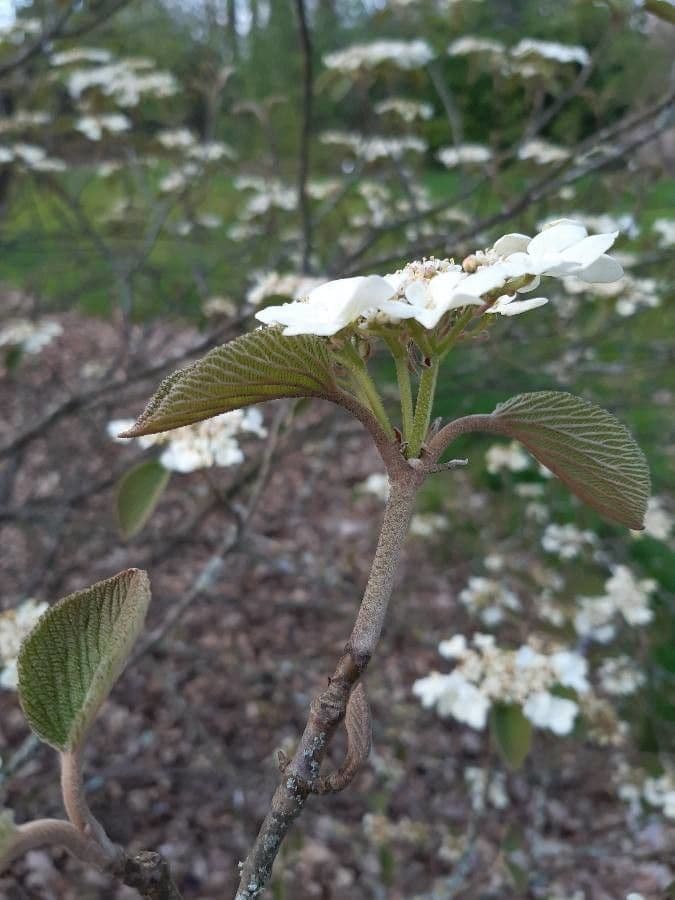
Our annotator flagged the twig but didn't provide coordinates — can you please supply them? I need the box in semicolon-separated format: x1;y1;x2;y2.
234;468;422;898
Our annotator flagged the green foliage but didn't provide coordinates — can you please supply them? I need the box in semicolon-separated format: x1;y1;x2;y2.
116;460;171;539
490;391;650;530
18;570;151;752
123;328;338;437
490;703;533;769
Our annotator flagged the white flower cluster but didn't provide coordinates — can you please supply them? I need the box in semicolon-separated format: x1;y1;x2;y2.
323;39;434;72
409;512;448;538
485;440;531;475
511;38;590;67
517;139;569;165
374;97;434;122
0;143;65;171
563;271;660;318
448;36;590;71
0;599;47;690
448;36;505;58
75;114;131;141
108;408;267;473
357;472;390;501
0;111;51;133
597;655;646;696
156;128;197;149
542;522;597;560
158;141;234;193
574;565;656;643
437;143;492;168
413;633;589;734
635;496;673;541
0;318;63;354
67;59;177;107
320;130;427;162
617;761;675;820
256;219;622;337
653;217;675;247
459;576;521;626
246;271;327;308
51;47;112;66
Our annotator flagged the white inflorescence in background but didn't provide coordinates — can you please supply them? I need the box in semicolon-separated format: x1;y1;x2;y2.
541;522;598;560
458;576;522;626
635;496;673;541
574;565;657;644
255;219;623;337
485;441;531;475
413;633;589;735
0;599;48;689
437;143;493;167
374;97;434;122
108;408;267;473
323;39;434;72
0;318;63;354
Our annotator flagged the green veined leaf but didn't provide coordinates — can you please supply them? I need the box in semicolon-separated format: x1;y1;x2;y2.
18;570;151;752
121;328;337;437
116;460;171;539
490;703;533;770
490;391;650;530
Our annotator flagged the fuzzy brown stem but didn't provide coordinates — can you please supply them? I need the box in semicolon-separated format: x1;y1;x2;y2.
234;473;420;898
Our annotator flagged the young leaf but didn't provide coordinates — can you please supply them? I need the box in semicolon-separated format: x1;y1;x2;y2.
116;460;170;538
17;570;151;752
490;391;650;530
490;703;533;769
121;328;337;437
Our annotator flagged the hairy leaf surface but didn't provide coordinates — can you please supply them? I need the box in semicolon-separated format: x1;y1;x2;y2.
491;391;650;530
18;570;151;752
122;328;337;437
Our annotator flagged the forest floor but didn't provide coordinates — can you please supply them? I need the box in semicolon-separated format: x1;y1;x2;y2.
0;307;673;900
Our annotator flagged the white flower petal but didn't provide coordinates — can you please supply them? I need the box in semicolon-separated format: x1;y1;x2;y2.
573;253;624;284
527;219;588;256
486;296;549;316
559;231;618;268
492;232;531;256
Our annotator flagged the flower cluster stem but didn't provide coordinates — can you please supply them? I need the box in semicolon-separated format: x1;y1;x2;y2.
408;358;439;458
381;335;414;442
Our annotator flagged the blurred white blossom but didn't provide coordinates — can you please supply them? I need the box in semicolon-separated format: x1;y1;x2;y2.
459;576;521;626
0;318;63;354
542;523;597;560
323;39;434;72
108;408;267;473
598;656;646;696
0;599;48;690
485;441;531;474
575;565;656;642
374;97;434;122
413;634;588;734
437;144;492;167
